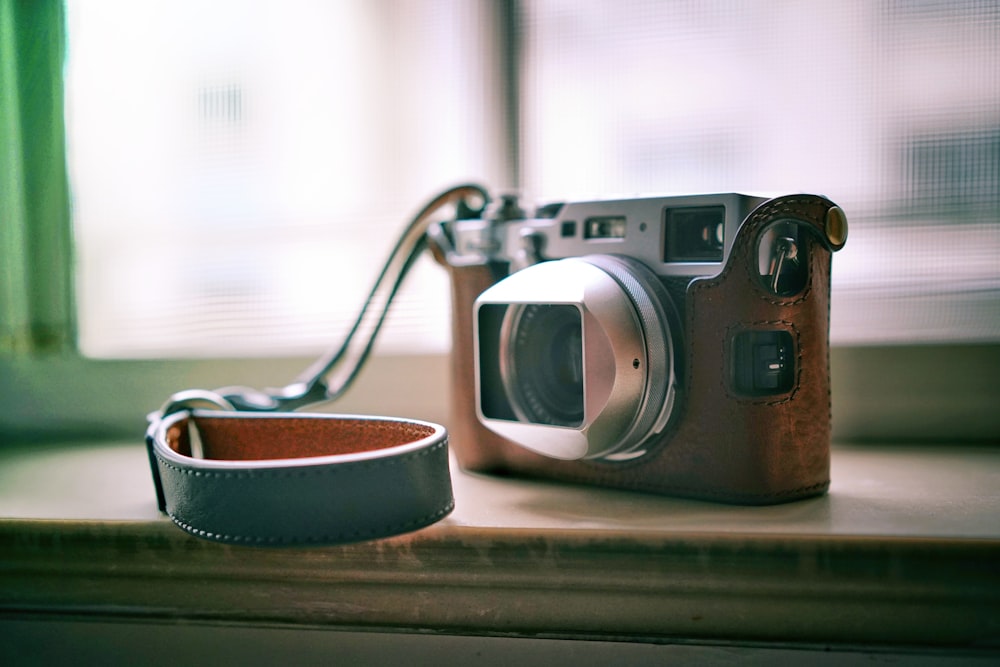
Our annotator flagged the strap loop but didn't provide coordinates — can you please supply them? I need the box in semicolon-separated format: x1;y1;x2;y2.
146;411;453;546
214;183;489;414
144;184;485;544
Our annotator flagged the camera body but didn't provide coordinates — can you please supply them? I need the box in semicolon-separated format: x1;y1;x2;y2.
431;192;847;504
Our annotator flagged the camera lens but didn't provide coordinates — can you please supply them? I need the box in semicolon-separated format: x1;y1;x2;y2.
474;255;680;461
499;304;584;427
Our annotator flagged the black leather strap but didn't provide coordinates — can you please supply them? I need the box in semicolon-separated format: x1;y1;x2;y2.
146;410;454;546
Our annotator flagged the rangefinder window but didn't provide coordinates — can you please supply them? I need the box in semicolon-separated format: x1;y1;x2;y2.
664;205;726;262
584;216;627;240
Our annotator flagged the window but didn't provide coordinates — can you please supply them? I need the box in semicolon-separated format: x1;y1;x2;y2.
65;0;999;360
66;0;506;357
3;0;997;442
518;0;1000;345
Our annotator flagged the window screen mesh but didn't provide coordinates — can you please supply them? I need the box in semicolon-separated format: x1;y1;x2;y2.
520;0;1000;344
68;0;999;357
67;0;503;357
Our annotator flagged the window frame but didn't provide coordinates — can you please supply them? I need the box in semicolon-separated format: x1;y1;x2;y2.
0;0;75;357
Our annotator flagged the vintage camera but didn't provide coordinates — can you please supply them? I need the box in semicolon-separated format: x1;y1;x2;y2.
430;192;847;504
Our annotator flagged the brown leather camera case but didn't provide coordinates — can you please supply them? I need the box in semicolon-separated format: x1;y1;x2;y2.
436;195;847;505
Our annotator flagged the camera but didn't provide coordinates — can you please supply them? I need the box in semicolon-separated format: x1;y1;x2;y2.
430;192;847;504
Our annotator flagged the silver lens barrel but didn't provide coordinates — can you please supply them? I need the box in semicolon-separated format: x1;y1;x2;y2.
474;254;680;461
580;255;678;460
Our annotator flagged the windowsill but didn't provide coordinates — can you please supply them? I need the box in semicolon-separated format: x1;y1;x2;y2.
1;440;999;654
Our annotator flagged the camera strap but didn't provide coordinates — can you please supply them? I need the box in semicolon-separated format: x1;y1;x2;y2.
145;184;489;546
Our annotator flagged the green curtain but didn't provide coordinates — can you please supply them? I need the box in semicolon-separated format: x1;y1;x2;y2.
0;0;74;355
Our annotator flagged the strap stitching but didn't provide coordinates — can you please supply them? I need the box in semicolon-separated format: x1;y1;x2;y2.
166;500;455;546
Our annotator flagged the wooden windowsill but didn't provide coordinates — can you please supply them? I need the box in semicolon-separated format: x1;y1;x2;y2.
1;440;998;652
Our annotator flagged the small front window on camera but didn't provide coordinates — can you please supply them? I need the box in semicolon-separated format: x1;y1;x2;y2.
663;205;726;262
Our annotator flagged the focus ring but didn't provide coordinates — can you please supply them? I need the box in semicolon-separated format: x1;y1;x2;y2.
580;255;679;458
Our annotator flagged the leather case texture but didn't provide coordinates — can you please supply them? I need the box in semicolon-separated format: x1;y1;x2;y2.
437;195;846;505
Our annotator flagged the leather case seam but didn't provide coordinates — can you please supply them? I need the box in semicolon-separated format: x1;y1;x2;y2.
722;319;802;406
